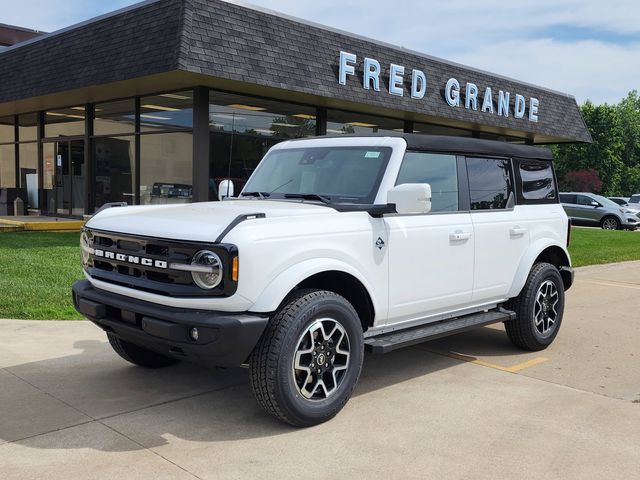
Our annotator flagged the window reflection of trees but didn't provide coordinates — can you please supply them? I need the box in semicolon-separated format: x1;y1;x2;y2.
520;160;556;200
468;158;513;210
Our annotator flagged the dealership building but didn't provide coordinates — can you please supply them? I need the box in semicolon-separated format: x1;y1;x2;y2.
0;0;591;216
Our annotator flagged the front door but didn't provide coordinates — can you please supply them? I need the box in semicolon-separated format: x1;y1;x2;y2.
54;140;84;216
385;152;474;325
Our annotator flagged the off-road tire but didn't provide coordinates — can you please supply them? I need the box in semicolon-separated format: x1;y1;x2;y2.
107;333;180;368
600;215;620;230
249;289;364;427
504;262;565;351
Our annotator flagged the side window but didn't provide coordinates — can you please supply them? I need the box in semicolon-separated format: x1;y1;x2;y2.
396;152;458;212
518;159;556;202
466;157;513;210
576;194;595;206
560;194;576;204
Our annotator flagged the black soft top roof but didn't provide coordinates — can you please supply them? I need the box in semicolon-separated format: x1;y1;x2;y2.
403;134;553;160
315;133;554;161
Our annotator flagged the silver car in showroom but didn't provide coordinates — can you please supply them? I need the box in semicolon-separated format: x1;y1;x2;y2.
560;192;640;230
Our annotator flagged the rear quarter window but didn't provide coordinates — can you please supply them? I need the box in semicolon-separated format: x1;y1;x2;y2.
515;158;558;204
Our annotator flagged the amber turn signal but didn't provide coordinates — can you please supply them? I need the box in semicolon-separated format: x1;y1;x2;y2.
232;256;239;281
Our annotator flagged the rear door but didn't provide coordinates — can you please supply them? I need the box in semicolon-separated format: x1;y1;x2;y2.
466;157;529;303
560;194;579;220
386;152;474;324
574;194;600;224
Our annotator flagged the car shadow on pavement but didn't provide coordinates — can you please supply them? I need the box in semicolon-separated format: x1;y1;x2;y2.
3;325;527;451
424;324;530;358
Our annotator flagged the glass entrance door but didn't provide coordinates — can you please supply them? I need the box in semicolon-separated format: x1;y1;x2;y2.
54;140;85;216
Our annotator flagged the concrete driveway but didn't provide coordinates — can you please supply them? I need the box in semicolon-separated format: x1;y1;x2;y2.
2;262;640;479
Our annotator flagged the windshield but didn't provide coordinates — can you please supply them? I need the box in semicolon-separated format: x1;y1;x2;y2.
241;146;392;204
591;194;621;209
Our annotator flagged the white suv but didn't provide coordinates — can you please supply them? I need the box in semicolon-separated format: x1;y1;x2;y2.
73;135;573;426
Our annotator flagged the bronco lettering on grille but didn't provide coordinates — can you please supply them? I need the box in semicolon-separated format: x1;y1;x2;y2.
93;248;168;269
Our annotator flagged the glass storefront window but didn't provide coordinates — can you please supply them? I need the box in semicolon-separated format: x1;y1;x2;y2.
140;132;193;205
140;91;193;132
18;142;38;208
208;92;316;197
326;110;403;135
43;143;55;190
209;92;316;138
18;113;38;142
0;116;14;144
45;107;85;138
412;122;473;137
0;144;16;188
94;99;135;136
93;136;135;209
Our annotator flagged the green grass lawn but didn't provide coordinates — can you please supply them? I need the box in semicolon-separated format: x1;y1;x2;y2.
0;227;638;320
568;227;640;267
0;231;83;320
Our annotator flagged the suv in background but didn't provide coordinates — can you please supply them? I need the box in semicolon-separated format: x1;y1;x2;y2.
73;135;573;426
629;194;640;206
560;192;639;230
609;197;640;216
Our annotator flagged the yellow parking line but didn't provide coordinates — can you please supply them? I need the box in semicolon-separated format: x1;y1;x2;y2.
504;356;549;372
415;346;548;372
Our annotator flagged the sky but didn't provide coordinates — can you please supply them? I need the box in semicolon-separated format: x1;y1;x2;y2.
1;0;638;105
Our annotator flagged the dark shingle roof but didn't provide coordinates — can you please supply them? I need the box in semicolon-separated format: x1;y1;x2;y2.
0;0;591;143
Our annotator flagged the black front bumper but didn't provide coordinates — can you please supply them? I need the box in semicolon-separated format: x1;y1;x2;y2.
72;280;268;367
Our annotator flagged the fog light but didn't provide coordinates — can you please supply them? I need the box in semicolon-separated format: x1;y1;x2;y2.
189;327;199;341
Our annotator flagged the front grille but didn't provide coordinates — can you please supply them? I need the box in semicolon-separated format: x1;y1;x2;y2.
85;229;237;297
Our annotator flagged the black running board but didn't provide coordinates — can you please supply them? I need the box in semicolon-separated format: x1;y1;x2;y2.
365;309;515;354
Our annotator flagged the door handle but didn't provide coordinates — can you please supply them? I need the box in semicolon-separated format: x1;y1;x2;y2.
450;231;472;241
510;226;528;237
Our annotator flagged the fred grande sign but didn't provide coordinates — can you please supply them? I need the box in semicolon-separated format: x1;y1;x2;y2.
337;51;540;122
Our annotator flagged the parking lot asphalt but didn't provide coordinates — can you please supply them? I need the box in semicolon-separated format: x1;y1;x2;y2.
1;262;640;479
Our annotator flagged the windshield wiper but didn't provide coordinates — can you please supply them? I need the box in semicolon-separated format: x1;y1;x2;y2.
240;191;270;199
283;193;332;204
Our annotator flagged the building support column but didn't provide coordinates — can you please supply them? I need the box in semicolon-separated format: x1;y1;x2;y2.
315;107;327;136
192;86;210;202
83;104;94;215
36;111;44;212
13;115;19;187
134;97;141;205
403;120;414;134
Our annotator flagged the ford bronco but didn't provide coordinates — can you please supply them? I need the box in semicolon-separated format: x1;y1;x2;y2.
73;134;573;426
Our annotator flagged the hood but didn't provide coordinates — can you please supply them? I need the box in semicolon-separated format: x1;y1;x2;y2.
85;200;331;242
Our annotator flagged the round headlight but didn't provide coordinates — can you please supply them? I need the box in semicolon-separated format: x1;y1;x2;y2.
80;231;93;267
191;250;223;290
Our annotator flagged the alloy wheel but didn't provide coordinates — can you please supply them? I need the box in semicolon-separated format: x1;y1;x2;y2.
534;280;559;336
292;318;350;400
602;218;618;230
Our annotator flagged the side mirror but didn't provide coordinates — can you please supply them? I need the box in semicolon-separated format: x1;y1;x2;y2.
218;179;235;200
591;201;600;208
387;183;432;214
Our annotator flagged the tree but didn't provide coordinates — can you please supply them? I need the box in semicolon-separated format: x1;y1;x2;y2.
562;169;603;192
552;92;640;196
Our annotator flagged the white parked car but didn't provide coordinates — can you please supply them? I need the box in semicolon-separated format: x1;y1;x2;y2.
73;135;573;426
